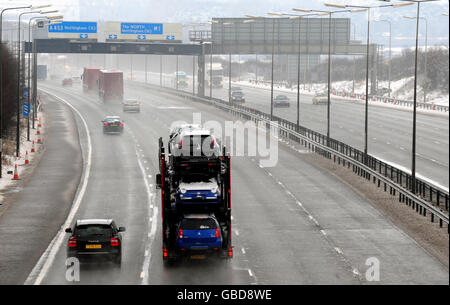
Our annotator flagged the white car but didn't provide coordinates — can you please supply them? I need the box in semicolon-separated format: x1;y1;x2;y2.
169;124;202;140
122;99;140;112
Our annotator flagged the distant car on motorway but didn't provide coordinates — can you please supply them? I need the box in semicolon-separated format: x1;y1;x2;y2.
122;99;140;113
312;92;328;105
65;219;126;265
230;90;245;104
102;116;124;134
62;78;73;86
273;95;290;108
176;174;221;206
176;214;222;258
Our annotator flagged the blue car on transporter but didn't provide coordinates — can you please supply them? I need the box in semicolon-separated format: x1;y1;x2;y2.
176;214;223;256
176;174;221;206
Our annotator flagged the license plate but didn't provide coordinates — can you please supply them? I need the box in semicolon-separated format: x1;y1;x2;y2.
190;254;206;260
109;124;117;127
86;244;101;249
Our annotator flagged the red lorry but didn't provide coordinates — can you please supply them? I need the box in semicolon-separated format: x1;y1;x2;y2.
82;67;101;93
98;70;123;102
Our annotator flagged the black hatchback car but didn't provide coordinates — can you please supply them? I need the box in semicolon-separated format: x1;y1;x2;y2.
102;116;124;134
66;219;126;265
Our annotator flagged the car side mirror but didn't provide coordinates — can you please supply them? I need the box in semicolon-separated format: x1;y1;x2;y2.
65;228;72;233
118;227;126;232
156;174;162;189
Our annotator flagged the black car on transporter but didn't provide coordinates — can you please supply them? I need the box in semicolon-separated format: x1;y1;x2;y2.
102;116;124;134
65;219;126;265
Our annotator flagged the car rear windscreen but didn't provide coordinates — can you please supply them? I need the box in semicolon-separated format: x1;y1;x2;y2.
181;218;217;230
75;224;113;237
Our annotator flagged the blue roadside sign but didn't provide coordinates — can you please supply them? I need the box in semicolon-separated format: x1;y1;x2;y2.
48;22;97;34
23;103;30;117
23;87;29;99
120;23;163;35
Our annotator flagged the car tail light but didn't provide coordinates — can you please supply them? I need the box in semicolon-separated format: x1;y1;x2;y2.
120;122;123;126
215;229;220;238
178;229;183;239
68;238;77;248
228;247;233;258
163;248;168;259
178;139;183;148
110;238;119;246
104;122;108;126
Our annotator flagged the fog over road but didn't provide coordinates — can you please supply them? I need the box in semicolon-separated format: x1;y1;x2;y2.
19;80;447;285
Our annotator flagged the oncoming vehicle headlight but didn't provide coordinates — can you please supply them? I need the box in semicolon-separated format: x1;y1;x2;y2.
211;187;218;194
180;188;187;194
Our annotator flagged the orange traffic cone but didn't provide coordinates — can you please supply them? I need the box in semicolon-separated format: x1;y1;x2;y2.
31;141;35;153
13;164;19;180
25;151;29;165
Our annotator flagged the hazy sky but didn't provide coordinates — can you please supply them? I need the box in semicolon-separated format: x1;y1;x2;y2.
1;0;449;47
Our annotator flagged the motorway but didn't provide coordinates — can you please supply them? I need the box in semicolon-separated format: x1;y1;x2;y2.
19;79;448;285
187;79;449;190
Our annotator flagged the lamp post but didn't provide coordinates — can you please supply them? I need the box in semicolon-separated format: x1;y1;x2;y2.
16;10;42;157
324;1;413;161
351;22;356;95
1;5;34;178
271;11;321;131
27;15;61;133
402;0;438;194
404;15;428;104
293;7;352;147
373;19;392;98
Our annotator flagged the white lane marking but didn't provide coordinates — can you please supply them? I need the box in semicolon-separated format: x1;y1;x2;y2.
235;229;239;236
241;248;246;254
248;269;254;277
25;90;92;285
128;128;158;285
320;230;327;236
334;247;343;255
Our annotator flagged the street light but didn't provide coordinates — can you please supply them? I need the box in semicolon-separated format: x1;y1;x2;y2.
16;10;42;157
324;1;414;164
27;15;61;136
27;13;59;138
271;11;321;131
373;19;392;98
1;4;34;179
403;0;439;194
404;15;428;104
292;7;352;147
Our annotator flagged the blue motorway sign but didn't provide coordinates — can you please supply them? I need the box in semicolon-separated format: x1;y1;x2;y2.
120;23;163;35
48;22;97;34
23;103;30;117
23;87;29;99
108;34;118;40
